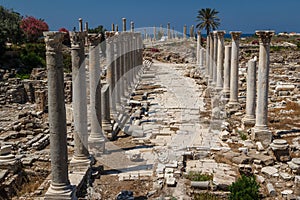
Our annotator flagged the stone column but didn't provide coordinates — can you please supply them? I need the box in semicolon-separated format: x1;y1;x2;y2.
183;25;187;39
69;31;90;163
216;31;225;91
87;34;105;154
43;32;75;199
111;23;115;31
167;22;171;40
85;22;88;32
153;26;156;41
190;25;194;39
122;33;128;98
105;32;117;116
101;83;112;133
252;30;274;146
205;34;210;81
115;24;119;32
122;18;126;32
212;31;218;87
79;18;83;32
242;59;257;128
223;45;231;98
196;30;201;65
131;21;134;32
114;34;121;110
199;48;205;70
208;32;214;85
228;31;242;106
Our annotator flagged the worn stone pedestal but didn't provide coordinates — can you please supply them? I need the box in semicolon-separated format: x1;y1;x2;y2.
251;126;272;147
270;139;290;162
44;185;76;200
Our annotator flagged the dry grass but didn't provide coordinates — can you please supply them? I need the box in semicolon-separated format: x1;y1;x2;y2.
269;101;300;130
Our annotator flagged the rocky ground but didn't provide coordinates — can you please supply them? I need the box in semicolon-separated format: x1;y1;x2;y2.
0;36;299;199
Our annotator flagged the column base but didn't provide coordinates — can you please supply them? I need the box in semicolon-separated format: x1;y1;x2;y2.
70;155;91;165
88;137;105;157
241;116;255;130
102;120;112;134
251;126;272;147
44;184;76;200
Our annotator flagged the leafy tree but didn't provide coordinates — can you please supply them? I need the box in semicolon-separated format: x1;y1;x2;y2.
229;175;260;200
196;8;220;36
20;16;49;42
0;6;23;54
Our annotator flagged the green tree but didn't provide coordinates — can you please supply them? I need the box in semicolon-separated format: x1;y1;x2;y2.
229;175;260;200
0;6;23;54
196;8;220;36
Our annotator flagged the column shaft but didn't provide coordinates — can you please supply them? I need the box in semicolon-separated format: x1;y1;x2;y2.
242;59;257;126
212;31;218;86
252;30;274;146
229;31;242;104
44;32;74;198
216;31;225;90
88;34;104;140
205;35;210;80
223;46;231;96
70;32;89;161
209;33;214;84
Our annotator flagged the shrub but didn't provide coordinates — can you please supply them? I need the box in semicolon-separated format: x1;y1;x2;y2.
186;171;213;181
229;175;260;200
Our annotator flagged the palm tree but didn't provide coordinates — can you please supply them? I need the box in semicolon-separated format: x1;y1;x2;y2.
196;8;220;36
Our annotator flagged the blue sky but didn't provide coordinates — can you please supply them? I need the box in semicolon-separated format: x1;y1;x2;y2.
1;0;300;34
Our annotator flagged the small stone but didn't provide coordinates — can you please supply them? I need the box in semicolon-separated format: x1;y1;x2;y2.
281;189;293;196
261;166;278;177
166;177;176;186
256;142;264;151
279;172;292;181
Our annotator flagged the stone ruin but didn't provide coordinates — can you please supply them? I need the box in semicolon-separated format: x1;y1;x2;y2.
0;18;299;199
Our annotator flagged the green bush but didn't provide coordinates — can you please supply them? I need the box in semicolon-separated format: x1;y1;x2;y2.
186;171;213;181
15;73;30;80
194;193;218;200
229;175;260;200
19;43;46;74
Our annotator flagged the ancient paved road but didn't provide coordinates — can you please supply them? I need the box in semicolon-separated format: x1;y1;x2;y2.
93;61;224;199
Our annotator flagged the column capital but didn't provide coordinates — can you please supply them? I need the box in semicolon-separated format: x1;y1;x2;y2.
255;30;275;45
216;30;226;38
43;32;64;53
88;33;102;47
69;31;86;49
230;31;242;40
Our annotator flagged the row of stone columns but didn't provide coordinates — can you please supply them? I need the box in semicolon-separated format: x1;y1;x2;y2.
43;19;144;198
204;30;274;147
